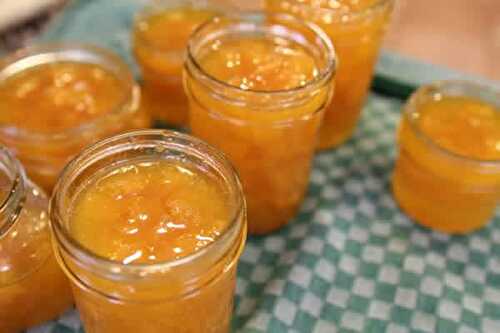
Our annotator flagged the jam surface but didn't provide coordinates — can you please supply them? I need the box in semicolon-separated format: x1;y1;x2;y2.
0;62;125;133
199;36;319;91
417;96;500;160
70;160;231;263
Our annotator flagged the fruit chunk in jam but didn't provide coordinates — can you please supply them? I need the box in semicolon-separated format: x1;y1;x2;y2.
67;159;238;332
133;7;217;126
187;32;332;234
267;0;394;149
393;95;500;234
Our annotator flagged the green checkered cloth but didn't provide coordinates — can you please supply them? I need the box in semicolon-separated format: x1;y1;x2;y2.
29;1;500;332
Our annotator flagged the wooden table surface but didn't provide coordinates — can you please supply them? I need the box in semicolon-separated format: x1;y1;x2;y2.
384;0;500;81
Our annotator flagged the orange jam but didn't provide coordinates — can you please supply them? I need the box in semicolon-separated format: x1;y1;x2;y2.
70;161;231;264
267;0;394;149
133;7;218;126
393;91;500;234
0;47;150;193
51;132;246;333
0;62;124;133
0;154;72;332
416;97;500;161
185;16;335;234
198;38;319;91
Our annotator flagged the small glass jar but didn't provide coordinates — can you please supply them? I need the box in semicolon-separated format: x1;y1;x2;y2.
50;130;246;333
267;0;394;149
184;13;336;234
132;0;226;127
0;147;72;332
393;81;500;234
0;44;151;192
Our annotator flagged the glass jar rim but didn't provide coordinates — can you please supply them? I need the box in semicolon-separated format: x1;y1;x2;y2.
185;12;336;97
404;80;500;167
0;147;26;238
276;0;394;21
0;43;140;143
49;129;246;279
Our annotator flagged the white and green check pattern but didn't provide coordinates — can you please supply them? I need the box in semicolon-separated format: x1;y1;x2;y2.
28;1;500;332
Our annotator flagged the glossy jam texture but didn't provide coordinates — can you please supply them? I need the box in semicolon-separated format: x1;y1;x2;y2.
267;0;393;148
393;95;500;234
417;97;500;160
0;62;125;133
67;159;238;333
0;176;72;332
0;61;150;191
70;160;231;263
200;36;319;91
187;34;330;234
133;7;217;126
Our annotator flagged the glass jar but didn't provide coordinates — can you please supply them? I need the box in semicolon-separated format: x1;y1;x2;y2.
393;81;500;234
133;0;228;127
0;147;72;332
185;13;336;234
0;44;151;192
267;0;394;149
50;130;246;333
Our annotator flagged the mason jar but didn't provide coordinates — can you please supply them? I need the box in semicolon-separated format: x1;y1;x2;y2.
0;147;72;332
393;81;500;234
185;13;336;234
50;130;246;332
0;44;151;192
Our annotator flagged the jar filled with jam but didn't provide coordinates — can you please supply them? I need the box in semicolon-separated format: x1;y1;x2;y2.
0;147;72;332
267;0;394;149
50;130;246;333
0;44;151;192
393;81;500;234
133;0;225;126
185;13;336;234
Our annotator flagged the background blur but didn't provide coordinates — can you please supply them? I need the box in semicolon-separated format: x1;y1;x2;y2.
0;0;499;81
385;0;500;81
